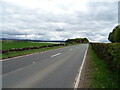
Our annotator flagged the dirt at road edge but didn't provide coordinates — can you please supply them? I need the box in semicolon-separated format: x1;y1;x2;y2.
78;48;92;88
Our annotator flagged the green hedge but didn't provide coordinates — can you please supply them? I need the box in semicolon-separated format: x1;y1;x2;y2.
90;43;120;71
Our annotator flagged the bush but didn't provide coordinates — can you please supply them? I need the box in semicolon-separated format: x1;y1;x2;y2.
90;43;120;72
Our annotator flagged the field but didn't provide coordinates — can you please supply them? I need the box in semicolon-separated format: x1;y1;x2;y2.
2;40;54;50
1;40;67;59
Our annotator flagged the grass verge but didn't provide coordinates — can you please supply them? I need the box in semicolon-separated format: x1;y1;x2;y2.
84;45;118;88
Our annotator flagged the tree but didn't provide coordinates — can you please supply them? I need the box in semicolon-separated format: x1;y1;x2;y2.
65;38;89;44
108;25;120;43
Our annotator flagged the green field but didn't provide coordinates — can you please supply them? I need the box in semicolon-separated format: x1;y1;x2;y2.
2;40;54;50
88;45;118;88
2;46;67;59
1;40;69;59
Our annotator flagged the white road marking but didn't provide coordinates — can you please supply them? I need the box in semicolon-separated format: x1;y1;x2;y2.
51;53;61;57
70;49;73;50
74;45;89;90
32;62;35;64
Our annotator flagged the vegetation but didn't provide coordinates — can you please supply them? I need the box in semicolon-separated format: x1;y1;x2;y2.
85;25;120;88
108;25;120;43
1;45;68;59
90;43;120;72
2;40;54;50
65;38;89;44
1;40;70;59
88;45;119;88
0;40;68;58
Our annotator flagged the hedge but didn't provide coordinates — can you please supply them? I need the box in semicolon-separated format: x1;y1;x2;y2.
90;43;120;72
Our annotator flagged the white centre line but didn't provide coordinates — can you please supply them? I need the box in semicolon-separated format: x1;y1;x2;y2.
32;62;35;64
70;49;72;50
51;53;61;57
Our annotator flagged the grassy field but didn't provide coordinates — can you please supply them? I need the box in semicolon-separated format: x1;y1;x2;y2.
0;40;2;50
1;40;69;59
1;46;68;59
88;45;118;88
2;40;54;50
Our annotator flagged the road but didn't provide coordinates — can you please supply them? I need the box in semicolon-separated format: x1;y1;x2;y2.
2;44;88;88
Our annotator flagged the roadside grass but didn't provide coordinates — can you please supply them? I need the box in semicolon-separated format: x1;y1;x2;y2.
0;41;2;50
88;45;118;88
2;41;54;50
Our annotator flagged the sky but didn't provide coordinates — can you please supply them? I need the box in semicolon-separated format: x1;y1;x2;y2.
0;0;119;42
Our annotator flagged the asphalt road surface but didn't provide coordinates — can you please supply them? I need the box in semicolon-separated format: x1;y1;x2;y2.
2;44;88;88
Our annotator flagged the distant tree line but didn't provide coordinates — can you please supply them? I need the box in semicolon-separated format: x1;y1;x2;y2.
65;38;89;44
108;25;120;43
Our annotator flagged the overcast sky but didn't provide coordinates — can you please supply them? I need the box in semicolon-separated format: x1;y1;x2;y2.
0;0;119;42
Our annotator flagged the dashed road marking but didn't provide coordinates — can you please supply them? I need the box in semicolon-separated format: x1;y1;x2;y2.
51;53;61;57
33;62;35;64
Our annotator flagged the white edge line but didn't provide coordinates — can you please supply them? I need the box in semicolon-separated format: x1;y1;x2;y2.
51;53;61;57
74;45;89;90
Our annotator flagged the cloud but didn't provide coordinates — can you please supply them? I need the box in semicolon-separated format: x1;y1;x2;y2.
0;0;118;42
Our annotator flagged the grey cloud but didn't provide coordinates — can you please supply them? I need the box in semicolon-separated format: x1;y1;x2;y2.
55;28;64;31
87;2;117;22
1;1;118;42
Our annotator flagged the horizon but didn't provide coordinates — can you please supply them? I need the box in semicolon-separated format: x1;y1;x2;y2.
0;37;111;43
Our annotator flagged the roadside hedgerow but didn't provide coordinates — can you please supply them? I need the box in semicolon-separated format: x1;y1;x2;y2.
90;43;120;72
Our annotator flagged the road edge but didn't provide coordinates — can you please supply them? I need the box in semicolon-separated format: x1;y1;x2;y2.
74;44;89;90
